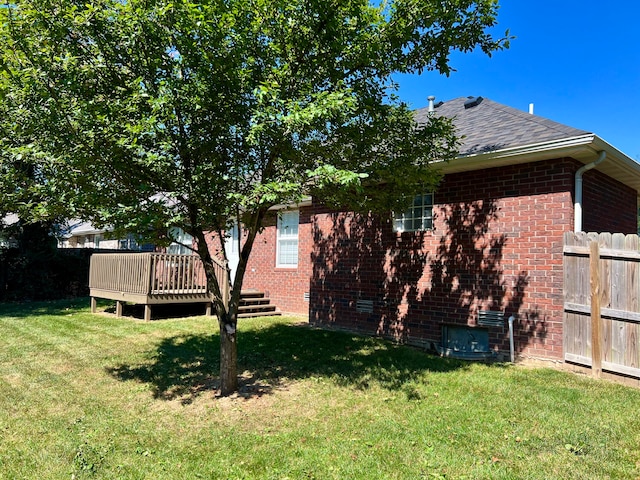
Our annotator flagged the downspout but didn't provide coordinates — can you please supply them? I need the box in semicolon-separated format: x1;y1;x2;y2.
574;151;606;232
508;315;515;363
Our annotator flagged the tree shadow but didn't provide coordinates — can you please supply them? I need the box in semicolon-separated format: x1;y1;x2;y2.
0;297;91;318
108;333;219;404
423;200;544;353
310;198;546;358
311;212;409;335
106;322;474;404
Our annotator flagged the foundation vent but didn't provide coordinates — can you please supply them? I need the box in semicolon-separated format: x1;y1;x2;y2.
356;299;374;314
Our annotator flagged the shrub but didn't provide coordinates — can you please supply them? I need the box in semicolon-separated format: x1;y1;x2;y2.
0;248;92;301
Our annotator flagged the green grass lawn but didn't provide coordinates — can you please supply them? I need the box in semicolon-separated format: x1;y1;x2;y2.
1;299;639;479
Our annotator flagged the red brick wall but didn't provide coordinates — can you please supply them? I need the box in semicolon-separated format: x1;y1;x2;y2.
582;169;637;234
231;157;638;361
308;159;579;360
241;209;314;314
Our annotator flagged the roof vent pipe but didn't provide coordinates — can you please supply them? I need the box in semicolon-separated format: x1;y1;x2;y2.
529;103;534;115
574;151;607;232
427;95;436;113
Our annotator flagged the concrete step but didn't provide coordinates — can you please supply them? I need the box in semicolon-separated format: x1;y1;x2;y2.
237;290;280;318
240;290;265;299
237;310;282;319
238;304;277;313
239;298;271;307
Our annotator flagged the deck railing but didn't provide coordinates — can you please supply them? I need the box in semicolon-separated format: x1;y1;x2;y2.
89;252;229;302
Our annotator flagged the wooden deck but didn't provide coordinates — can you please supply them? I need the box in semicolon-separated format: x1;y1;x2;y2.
89;253;229;321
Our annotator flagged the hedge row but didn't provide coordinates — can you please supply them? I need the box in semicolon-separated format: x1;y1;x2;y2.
0;248;94;301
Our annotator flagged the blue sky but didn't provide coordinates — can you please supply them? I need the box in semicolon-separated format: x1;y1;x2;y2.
395;1;640;161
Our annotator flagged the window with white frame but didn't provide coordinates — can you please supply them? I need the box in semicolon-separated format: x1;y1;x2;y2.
168;227;194;254
119;234;138;250
393;193;434;232
277;210;299;267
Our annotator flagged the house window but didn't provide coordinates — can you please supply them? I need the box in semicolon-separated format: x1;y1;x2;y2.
277;210;299;267
119;234;139;250
168;227;194;255
394;193;434;232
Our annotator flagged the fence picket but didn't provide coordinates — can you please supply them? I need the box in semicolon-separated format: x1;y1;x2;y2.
625;234;639;370
563;231;640;379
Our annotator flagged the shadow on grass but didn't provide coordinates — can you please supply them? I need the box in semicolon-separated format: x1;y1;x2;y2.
0;297;92;318
0;297;209;320
103;302;211;320
0;297;205;320
107;321;479;404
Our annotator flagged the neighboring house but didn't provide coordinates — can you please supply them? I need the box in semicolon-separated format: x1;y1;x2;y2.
0;214;19;248
232;96;640;362
59;220;193;253
59;220;156;251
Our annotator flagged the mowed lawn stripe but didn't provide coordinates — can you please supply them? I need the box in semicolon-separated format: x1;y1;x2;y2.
0;300;639;479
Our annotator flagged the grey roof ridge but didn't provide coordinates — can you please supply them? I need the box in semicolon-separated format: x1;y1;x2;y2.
414;96;589;137
477;97;590;136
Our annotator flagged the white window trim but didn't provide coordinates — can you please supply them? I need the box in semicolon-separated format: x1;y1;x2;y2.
393;193;434;233
276;209;299;268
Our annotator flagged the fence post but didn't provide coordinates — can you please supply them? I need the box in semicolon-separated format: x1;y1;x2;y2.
590;241;602;378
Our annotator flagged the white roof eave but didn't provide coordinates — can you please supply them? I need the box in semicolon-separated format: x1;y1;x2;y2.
268;197;313;211
438;134;640;195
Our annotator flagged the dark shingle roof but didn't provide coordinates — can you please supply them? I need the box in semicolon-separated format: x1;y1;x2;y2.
414;96;590;156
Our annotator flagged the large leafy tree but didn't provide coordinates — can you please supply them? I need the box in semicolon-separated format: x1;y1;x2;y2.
0;0;508;395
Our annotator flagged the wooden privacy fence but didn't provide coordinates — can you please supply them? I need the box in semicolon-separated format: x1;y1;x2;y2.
89;253;229;320
563;231;640;379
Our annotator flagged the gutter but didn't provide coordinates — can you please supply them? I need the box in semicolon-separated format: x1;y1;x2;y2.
438;134;598;174
268;197;313;211
574;151;606;232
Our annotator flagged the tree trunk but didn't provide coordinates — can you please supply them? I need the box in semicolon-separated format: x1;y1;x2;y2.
194;213;264;396
194;230;238;396
218;312;238;395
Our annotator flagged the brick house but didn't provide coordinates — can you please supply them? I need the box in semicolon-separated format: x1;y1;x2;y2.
234;96;640;361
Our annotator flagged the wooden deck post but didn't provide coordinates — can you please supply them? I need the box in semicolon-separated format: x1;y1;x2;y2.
590;241;602;379
90;297;97;314
116;300;123;318
144;305;152;322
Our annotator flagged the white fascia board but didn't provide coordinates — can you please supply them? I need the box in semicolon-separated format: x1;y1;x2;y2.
439;134;599;174
268;197;313;211
69;227;108;236
66;220;112;236
439;133;640;196
590;136;640;175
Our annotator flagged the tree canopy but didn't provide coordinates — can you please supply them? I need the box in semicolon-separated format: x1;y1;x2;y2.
0;0;509;394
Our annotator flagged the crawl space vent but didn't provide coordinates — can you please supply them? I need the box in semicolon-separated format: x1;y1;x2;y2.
438;324;493;360
356;299;374;314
